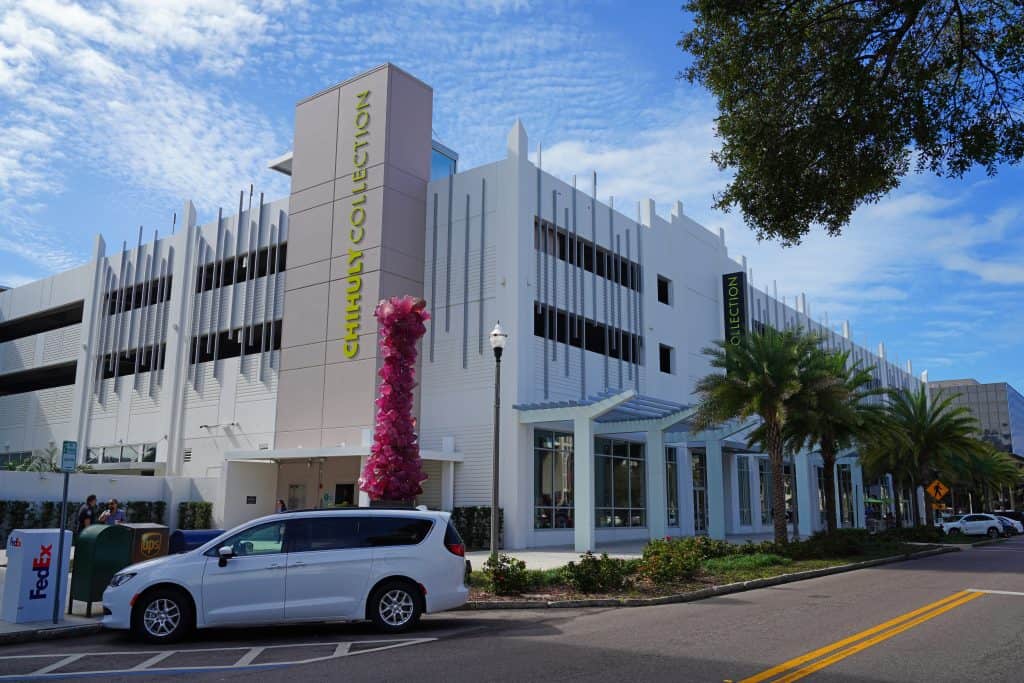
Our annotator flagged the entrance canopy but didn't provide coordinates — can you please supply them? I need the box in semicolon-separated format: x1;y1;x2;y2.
225;445;464;463
514;388;696;434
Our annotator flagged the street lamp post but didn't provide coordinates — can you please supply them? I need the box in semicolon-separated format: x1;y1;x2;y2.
489;322;509;562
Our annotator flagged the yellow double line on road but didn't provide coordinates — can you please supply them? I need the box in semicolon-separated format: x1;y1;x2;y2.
738;590;984;683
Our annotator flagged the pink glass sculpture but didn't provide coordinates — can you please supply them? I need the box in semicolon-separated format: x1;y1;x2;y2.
359;296;430;501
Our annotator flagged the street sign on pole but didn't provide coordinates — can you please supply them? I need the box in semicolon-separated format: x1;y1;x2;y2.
60;440;77;473
926;479;949;501
53;441;76;623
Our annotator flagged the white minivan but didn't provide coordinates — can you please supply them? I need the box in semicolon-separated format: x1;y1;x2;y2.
102;508;470;643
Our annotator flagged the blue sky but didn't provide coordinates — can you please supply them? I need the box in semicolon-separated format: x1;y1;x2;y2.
1;0;1021;389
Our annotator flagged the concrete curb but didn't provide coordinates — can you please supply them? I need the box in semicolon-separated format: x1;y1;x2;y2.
0;621;102;646
459;546;960;611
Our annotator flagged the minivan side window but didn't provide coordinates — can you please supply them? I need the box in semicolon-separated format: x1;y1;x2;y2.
207;521;286;557
288;517;364;552
361;517;434;547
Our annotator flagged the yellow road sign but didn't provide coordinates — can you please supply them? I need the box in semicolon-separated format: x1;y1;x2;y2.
926;479;950;501
931;503;948;511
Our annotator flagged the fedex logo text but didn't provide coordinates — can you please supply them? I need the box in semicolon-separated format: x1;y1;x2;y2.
28;544;53;600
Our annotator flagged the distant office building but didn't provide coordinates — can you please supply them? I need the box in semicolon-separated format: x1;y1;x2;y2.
929;378;1024;509
928;379;1024;457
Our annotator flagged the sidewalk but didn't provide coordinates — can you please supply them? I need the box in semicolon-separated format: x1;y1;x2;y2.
0;565;103;644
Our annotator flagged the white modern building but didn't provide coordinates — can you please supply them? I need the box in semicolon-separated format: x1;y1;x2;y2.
0;64;924;548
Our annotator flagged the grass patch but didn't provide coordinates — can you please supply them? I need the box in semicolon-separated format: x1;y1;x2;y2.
703;553;791;574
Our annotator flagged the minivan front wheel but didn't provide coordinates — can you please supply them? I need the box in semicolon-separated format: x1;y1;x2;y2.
132;587;194;644
369;581;422;633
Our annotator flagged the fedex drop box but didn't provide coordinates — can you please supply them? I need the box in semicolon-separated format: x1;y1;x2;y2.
2;529;72;623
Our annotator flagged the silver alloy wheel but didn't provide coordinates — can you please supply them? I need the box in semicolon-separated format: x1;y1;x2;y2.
379;588;415;626
143;598;181;637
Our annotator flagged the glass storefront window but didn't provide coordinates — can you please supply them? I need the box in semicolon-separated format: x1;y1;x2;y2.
666;447;679;527
534;430;575;529
837;464;854;528
816;466;827;527
738;456;752;526
595;437;646;527
692;450;708;535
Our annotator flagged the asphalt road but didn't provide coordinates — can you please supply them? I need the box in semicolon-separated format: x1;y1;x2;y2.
3;537;1024;682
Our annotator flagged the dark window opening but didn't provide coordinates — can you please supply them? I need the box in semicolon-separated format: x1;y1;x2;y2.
657;276;671;305
533;218;640;292
196;243;287;294
0;361;77;397
0;301;84;343
190;320;283;365
105;276;172;315
659;344;675;375
533;302;643;364
97;343;167;381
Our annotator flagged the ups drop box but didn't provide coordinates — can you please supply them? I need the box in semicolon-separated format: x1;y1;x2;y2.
1;529;71;624
122;523;169;564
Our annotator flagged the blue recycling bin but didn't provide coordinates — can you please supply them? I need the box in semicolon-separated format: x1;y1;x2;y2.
168;529;224;554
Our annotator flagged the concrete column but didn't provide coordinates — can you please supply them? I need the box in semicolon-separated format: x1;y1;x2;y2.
916;485;926;524
573;416;595;552
441;461;455;511
795;451;814;538
645;428;666;540
164;203;199;476
357;455;370;507
852;462;865;528
706;437;727;540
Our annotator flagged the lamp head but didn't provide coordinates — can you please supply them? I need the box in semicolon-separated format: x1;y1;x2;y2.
489;321;509;352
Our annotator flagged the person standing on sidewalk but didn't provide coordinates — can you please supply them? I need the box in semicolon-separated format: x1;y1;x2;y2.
98;498;125;525
75;494;97;535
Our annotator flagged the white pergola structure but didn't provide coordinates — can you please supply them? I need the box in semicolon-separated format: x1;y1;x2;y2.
517;389;714;551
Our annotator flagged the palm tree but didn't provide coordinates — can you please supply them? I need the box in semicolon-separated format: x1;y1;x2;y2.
864;386;982;526
694;328;832;545
784;350;885;533
945;444;1022;511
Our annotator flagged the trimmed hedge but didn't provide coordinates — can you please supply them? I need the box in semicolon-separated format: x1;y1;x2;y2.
451;506;504;550
177;501;214;530
0;499;166;544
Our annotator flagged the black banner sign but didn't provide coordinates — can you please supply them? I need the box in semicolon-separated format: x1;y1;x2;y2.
722;271;747;346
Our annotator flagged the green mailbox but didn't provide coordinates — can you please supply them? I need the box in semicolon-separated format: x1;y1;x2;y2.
69;524;132;616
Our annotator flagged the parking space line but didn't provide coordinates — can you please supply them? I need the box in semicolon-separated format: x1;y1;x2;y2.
0;637;438;680
32;655;85;676
235;647;265;666
131;651;176;670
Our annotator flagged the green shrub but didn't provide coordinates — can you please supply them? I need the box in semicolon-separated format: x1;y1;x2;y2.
640;539;702;583
450;507;503;550
781;529;877;560
177;501;214;530
704;553;792;574
561;552;633;592
483;554;530;595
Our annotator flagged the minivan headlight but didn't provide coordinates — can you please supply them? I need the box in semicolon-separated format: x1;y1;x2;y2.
109;572;136;587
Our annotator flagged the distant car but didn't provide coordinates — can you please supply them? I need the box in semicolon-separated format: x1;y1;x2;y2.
103;508;470;643
996;516;1023;535
935;513;964;528
942;513;1004;538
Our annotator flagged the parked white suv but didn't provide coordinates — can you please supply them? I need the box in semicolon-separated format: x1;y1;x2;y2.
941;513;1004;538
103;508;470;643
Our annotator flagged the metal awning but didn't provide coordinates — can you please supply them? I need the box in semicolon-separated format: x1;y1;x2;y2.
226;445;463;463
515;389;695;431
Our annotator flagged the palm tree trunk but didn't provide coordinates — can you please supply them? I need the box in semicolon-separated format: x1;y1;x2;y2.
893;487;903;528
922;480;935;526
821;442;838;534
767;421;788;545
